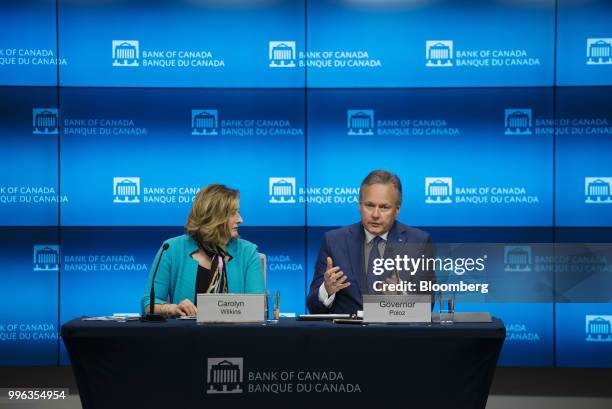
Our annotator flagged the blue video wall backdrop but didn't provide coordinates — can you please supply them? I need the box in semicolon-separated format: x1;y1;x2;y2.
306;88;554;227
58;0;305;87
58;88;305;226
1;0;611;368
306;0;555;87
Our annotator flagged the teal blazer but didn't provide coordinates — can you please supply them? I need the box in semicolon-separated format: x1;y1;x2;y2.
140;234;265;314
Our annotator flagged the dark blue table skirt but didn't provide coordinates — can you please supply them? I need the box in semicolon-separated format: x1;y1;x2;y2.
62;318;505;409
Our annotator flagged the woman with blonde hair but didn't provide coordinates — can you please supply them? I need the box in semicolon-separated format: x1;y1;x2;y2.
141;184;264;316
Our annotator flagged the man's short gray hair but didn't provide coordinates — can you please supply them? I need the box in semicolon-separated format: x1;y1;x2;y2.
359;170;403;207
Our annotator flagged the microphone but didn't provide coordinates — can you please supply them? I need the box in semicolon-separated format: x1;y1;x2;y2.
141;242;170;323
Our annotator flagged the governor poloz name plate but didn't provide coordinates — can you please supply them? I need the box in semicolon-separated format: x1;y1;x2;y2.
363;294;431;323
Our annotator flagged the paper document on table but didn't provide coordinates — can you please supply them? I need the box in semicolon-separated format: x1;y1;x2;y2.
297;314;352;320
82;316;139;322
113;313;140;318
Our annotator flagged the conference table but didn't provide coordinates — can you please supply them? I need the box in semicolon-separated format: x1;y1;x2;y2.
62;317;505;409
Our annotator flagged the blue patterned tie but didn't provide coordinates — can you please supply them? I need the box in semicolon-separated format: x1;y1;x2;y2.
366;236;383;294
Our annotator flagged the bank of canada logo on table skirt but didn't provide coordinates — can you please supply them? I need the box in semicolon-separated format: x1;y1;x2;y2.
32;108;59;135
585;177;612;204
192;110;219;135
585;315;612;342
269;41;296;68
347;110;374;135
269;177;296;204
112;40;140;67
426;40;453;67
33;245;60;271
504;109;532;135
113;177;141;204
425;177;453;204
586;38;612;65
504;245;532;272
206;357;244;394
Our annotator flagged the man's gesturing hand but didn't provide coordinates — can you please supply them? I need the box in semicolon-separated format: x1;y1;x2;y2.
323;257;350;295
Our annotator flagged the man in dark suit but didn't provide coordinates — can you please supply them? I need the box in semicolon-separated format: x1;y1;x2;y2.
307;170;435;314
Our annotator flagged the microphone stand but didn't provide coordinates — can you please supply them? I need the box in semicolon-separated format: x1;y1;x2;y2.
141;243;170;322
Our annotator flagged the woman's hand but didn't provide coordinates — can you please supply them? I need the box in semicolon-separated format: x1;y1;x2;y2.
163;304;184;317
177;299;198;316
162;299;197;317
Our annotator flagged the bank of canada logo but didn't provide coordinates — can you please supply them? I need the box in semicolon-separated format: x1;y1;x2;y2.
347;110;375;135
586;38;612;65
426;40;453;67
425;177;453;204
112;40;139;67
33;245;59;271
504;246;532;272
585;177;612;204
586;315;612;342
32;108;59;134
504;109;532;135
269;177;296;204
113;177;141;203
269;41;296;68
192;110;218;135
206;357;243;394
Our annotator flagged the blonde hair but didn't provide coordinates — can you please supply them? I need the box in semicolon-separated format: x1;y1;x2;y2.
185;184;239;250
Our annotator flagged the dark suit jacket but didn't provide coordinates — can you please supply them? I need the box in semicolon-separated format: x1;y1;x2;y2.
306;221;435;314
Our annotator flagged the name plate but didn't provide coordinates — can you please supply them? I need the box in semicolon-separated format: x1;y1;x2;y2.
197;293;265;323
363;294;431;323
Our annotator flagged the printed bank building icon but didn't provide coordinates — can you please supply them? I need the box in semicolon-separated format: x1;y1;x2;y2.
504;109;532;135
504;246;532;272
112;40;139;67
426;41;453;67
269;41;296;68
586;315;612;342
206;358;243;394
269;177;296;204
585;177;612;204
33;245;59;271
425;177;453;204
192;110;218;135
32;108;59;135
347;110;375;135
113;177;141;204
586;38;612;65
